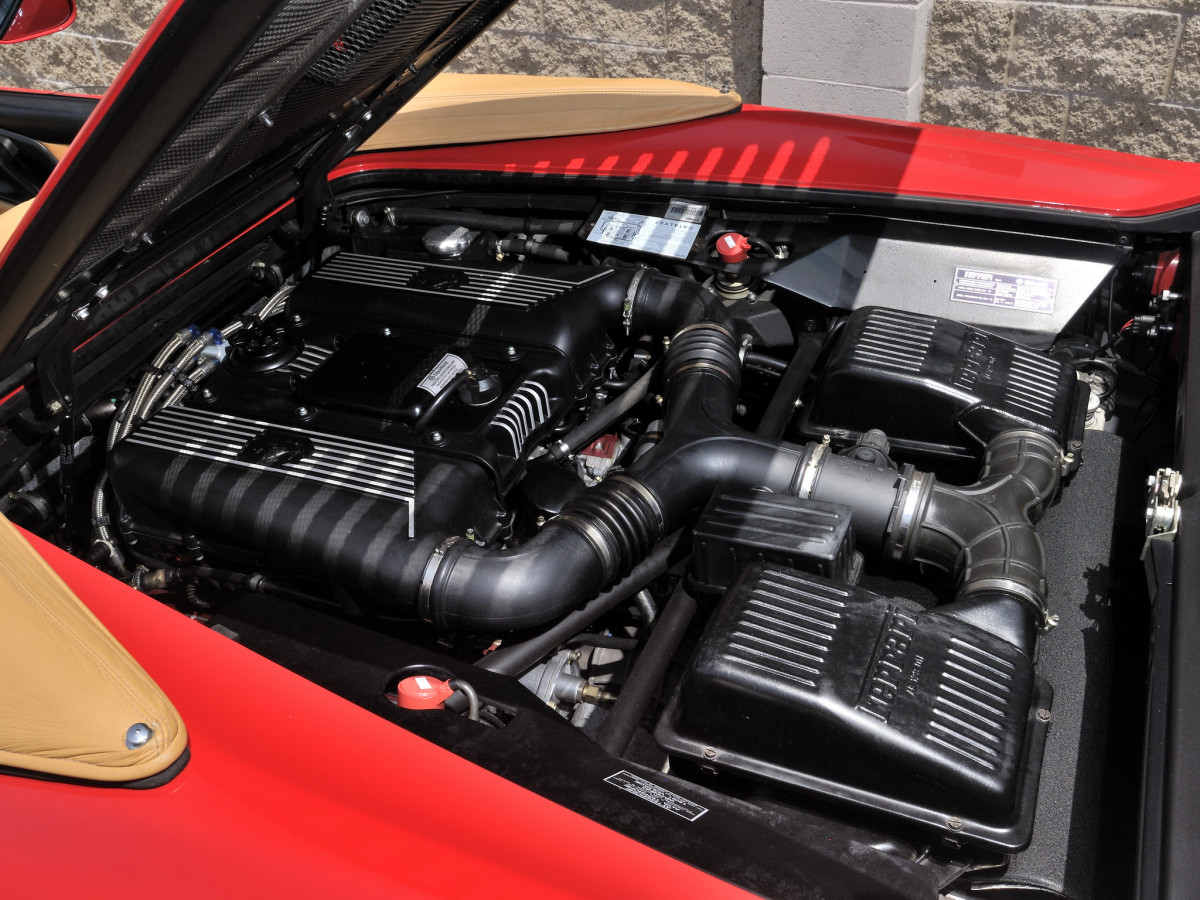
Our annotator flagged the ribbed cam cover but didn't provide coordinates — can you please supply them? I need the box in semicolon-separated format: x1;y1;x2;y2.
797;307;1087;468
655;564;1052;852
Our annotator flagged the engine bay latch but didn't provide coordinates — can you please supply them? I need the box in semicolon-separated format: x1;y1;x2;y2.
1142;467;1182;559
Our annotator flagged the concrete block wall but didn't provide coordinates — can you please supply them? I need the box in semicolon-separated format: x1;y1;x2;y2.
0;0;161;94
921;0;1200;160
448;0;764;102
1;0;1199;161
761;0;933;121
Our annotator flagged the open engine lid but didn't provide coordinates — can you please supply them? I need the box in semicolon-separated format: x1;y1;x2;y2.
0;0;519;364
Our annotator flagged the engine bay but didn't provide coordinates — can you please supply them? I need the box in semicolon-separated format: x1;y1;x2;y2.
4;182;1181;898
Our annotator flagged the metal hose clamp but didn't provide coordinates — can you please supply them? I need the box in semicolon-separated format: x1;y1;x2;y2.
418;535;463;620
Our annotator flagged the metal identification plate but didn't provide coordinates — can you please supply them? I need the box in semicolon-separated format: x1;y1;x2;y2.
951;267;1058;314
604;770;709;821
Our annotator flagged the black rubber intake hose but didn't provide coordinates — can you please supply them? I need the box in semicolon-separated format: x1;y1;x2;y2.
418;269;1063;654
385;208;583;237
420;275;737;631
798;430;1062;654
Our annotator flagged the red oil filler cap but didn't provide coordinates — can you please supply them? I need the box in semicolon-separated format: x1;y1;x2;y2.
397;675;455;709
716;232;751;264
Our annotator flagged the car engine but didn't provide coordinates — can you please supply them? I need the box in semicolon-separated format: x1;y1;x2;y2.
19;188;1172;898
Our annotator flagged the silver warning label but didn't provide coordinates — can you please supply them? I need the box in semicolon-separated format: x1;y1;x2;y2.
587;210;701;259
951;267;1057;315
604;770;709;821
417;353;468;394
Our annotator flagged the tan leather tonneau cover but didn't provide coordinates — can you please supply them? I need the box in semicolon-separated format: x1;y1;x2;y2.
360;74;742;151
0;514;186;782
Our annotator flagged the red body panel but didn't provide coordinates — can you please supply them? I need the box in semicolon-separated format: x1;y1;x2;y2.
0;0;75;43
333;105;1200;219
7;534;752;899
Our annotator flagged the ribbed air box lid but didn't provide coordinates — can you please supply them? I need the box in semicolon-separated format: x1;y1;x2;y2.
655;564;1052;852
794;306;1087;470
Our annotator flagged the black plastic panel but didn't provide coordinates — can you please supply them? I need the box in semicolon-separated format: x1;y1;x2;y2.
656;564;1051;852
796;306;1087;468
691;489;857;591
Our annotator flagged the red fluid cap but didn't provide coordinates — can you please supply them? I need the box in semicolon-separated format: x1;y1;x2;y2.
397;675;455;709
716;232;751;264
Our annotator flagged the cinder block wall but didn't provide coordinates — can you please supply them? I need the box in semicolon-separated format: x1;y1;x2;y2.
1;0;1199;161
761;0;933;121
448;0;763;101
0;0;762;101
921;0;1200;160
0;1;160;93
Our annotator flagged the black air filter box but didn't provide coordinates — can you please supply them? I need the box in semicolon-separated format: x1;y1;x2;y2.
691;490;859;591
655;564;1051;851
795;306;1087;468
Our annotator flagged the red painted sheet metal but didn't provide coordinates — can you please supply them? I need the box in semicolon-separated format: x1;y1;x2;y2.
5;534;752;900
333;105;1200;219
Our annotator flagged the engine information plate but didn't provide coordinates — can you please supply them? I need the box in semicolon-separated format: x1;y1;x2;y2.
587;209;702;259
604;770;708;821
950;267;1058;314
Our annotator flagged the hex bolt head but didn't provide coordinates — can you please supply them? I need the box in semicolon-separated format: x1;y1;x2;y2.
702;747;718;760
125;723;153;749
428;431;445;446
947;817;963;831
294;406;311;420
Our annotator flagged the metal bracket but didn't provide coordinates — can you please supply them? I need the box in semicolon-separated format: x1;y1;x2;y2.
1142;468;1182;560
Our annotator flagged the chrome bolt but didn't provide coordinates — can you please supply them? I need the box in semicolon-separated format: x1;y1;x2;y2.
428;431;445;445
1037;708;1051;722
380;327;392;337
947;817;963;831
536;515;546;527
46;400;64;415
702;747;717;760
294;406;311;419
353;209;372;228
125;723;153;749
504;345;519;360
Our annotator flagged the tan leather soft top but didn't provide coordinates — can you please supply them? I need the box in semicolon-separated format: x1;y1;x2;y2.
360;73;741;151
0;513;186;782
